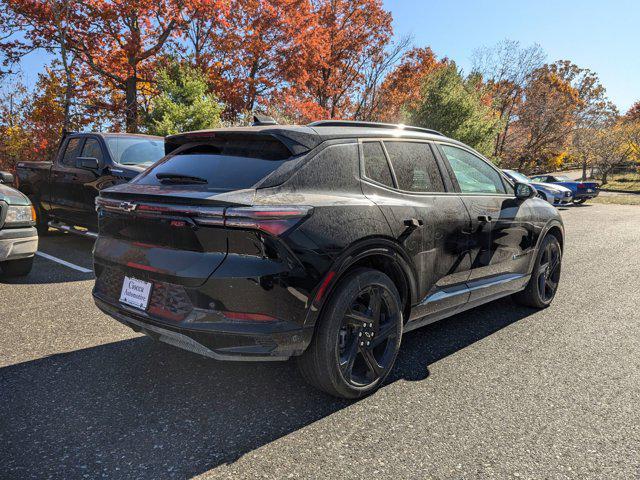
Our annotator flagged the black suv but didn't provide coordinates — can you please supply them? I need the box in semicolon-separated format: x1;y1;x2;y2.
93;121;564;398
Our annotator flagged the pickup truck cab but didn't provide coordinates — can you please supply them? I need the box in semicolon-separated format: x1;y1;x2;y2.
16;132;164;235
0;171;37;276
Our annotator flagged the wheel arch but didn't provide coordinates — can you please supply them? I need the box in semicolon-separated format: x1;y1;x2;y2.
305;237;418;328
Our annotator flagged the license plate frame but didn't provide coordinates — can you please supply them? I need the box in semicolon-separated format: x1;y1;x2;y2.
119;276;153;311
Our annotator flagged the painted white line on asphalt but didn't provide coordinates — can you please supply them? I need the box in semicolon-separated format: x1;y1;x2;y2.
35;251;93;274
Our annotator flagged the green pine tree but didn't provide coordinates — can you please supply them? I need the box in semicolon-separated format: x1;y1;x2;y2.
145;62;224;136
408;64;502;158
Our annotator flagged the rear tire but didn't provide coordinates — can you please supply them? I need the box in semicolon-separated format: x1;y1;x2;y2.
1;257;34;277
513;235;562;308
298;268;403;399
29;196;50;235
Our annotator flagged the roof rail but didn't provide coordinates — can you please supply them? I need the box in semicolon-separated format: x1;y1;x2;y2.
307;120;443;136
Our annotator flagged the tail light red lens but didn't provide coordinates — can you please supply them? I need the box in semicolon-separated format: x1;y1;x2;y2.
577;183;585;188
224;206;313;236
97;198;312;236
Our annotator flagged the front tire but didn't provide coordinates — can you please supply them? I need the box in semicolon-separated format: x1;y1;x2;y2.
29;196;50;235
513;235;562;308
298;268;403;399
1;257;34;277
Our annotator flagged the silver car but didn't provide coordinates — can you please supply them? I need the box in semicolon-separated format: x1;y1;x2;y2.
0;171;38;276
502;170;573;206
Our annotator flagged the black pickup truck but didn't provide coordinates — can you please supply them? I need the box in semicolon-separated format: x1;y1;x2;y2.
16;132;164;235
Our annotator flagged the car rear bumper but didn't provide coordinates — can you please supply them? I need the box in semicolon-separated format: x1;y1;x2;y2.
93;291;314;361
0;227;38;261
574;190;599;199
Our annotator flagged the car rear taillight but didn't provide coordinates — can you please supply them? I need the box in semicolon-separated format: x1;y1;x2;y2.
224;206;313;236
577;183;585;188
96;198;312;236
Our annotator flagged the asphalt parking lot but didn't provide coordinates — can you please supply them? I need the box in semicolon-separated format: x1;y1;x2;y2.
1;203;639;479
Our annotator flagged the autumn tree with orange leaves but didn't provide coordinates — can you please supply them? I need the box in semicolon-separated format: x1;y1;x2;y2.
183;0;311;118
280;0;393;122
374;47;445;123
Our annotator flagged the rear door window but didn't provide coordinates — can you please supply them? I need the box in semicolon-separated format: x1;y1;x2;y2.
384;141;445;193
362;141;394;188
135;145;286;192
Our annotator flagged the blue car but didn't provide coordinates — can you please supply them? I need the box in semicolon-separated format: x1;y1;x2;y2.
502;170;573;206
530;174;599;204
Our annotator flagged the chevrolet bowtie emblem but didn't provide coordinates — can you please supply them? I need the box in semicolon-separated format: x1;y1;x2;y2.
118;201;137;212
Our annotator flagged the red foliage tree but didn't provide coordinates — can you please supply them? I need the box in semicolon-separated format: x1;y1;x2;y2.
280;0;393;122
184;0;311;117
374;47;445;122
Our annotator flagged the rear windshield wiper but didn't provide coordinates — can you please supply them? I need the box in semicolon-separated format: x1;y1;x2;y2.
156;173;208;184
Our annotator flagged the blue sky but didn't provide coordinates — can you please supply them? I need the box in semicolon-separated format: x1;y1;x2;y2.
12;0;640;113
383;0;639;112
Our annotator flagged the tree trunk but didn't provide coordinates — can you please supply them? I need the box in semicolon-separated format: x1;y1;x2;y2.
125;76;138;133
581;158;587;181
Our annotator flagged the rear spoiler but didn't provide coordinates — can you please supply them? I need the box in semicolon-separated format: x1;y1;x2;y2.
164;130;318;158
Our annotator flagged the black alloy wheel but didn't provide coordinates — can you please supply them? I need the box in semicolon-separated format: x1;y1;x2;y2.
513;234;562;308
338;285;400;387
298;268;403;399
537;239;561;303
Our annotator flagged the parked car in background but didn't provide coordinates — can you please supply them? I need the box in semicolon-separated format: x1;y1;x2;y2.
502;169;573;206
92;120;565;399
16;132;164;236
0;171;37;276
530;174;599;204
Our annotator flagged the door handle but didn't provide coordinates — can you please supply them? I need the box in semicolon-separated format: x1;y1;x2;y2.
403;218;424;229
478;215;493;223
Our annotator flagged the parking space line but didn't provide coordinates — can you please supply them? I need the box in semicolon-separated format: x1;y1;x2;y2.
35;251;93;273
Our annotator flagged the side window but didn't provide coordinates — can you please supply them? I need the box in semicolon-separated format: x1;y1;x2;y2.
362;141;394;188
440;145;505;194
61;138;82;166
81;138;104;163
384;141;445;193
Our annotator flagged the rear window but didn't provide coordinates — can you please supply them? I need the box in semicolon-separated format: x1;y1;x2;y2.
135;144;286;191
105;136;165;167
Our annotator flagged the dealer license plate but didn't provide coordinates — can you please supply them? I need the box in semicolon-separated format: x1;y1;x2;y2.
120;276;152;310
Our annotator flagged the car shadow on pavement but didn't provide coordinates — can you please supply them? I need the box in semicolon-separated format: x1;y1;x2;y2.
0;298;534;479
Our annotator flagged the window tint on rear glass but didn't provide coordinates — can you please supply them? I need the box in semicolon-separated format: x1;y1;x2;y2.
61;138;82;166
135;145;286;191
362;142;394;187
384;141;445;193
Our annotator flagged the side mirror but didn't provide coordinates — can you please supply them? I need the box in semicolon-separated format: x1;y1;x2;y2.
75;157;100;170
0;171;14;184
515;182;536;200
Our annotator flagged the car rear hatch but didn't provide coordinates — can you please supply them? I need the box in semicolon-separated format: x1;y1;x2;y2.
93;130;311;289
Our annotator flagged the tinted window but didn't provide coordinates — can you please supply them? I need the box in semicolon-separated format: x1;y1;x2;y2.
61;138;82;165
362;142;393;187
81;138;104;162
105;136;165;167
135;145;285;192
441;145;505;194
384;141;444;192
